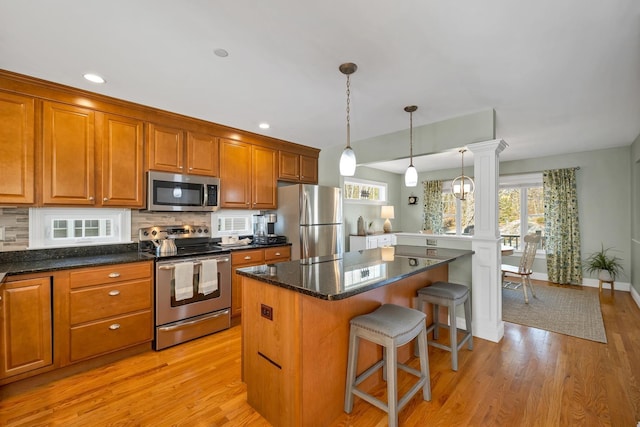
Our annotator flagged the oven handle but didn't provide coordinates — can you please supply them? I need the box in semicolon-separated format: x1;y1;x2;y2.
157;309;230;331
158;258;229;270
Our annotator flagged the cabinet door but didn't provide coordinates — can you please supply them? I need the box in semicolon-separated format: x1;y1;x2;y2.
252;146;277;209
42;102;96;205
0;92;35;204
0;277;53;379
97;113;144;207
231;249;265;317
187;132;219;176
278;151;300;181
300;155;318;184
220;139;251;209
147;123;184;173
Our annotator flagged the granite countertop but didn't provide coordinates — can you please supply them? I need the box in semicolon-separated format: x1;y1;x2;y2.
236;245;473;300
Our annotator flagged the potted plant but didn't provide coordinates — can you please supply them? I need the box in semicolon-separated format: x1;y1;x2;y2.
585;244;624;282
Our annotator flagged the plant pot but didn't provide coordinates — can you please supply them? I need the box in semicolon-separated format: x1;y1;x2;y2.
598;270;613;282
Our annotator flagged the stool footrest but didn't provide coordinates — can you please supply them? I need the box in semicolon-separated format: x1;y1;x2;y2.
354;360;385;387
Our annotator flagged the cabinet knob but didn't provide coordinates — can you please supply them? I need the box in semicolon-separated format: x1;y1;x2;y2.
189;167;193;170
109;323;121;330
103;197;109;202
179;166;184;169
108;290;120;296
244;256;251;260
275;252;281;256
89;196;94;201
108;272;121;278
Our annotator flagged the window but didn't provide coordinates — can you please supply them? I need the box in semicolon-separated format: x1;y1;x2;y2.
498;173;544;251
343;178;387;204
29;208;131;249
441;180;475;235
211;210;258;237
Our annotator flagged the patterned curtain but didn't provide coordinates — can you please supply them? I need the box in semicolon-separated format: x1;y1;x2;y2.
423;180;443;234
543;168;582;284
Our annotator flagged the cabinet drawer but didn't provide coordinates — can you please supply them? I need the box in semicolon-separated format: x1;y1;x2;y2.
70;279;152;325
232;249;265;266
264;246;291;262
70;311;152;362
69;262;151;288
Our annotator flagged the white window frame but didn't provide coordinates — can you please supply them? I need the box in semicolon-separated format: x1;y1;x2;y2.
498;173;544;255
211;210;259;237
29;208;132;249
343;177;388;205
441;180;475;235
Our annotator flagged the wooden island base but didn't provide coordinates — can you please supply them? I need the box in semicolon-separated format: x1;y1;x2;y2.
241;265;448;427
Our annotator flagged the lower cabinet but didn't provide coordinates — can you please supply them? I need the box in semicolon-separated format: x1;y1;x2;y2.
349;234;396;251
0;276;53;380
68;262;153;362
0;260;153;385
231;246;291;318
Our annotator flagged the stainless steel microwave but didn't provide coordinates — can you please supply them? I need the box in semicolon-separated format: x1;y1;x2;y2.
147;171;220;212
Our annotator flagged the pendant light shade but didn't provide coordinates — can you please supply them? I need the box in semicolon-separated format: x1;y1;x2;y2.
404;105;418;187
339;62;358;176
452;148;475;200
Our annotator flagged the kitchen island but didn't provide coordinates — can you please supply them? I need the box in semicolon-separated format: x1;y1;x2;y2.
236;245;473;427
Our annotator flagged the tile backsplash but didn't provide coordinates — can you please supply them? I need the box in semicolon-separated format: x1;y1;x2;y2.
0;208;213;252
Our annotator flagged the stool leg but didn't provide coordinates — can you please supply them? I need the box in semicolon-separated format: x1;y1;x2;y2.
344;328;359;413
464;297;473;350
432;303;440;340
386;343;398;427
448;301;458;371
417;325;431;401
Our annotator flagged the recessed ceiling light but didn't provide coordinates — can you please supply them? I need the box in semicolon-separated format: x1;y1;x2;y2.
214;48;229;58
259;123;270;129
83;73;105;84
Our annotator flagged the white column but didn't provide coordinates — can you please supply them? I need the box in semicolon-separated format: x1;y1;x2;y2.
468;139;508;342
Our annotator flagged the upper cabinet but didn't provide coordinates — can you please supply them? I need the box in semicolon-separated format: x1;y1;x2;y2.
147;124;219;176
0;91;35;204
96;113;145;207
219;139;277;209
278;151;318;184
42;101;96;205
41;102;145;207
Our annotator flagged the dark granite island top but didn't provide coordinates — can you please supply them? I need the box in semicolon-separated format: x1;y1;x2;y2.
236;245;473;300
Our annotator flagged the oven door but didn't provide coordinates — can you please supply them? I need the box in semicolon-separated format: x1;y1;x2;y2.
155;255;231;326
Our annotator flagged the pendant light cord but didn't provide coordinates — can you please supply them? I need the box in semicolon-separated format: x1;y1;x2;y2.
409;110;414;166
346;74;351;149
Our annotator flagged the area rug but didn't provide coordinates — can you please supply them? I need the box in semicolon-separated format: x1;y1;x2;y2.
502;284;607;343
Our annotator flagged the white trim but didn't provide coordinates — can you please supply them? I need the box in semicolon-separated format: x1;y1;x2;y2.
499;172;543;188
343;177;388;204
28;208;132;249
631;286;640;310
527;271;632;292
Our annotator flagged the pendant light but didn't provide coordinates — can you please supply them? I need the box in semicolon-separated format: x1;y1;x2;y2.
404;105;418;187
339;62;357;176
452;148;475;200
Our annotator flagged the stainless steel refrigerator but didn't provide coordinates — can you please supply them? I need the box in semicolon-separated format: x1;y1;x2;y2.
275;184;344;262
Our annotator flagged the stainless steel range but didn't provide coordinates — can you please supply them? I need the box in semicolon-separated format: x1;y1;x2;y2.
139;225;231;350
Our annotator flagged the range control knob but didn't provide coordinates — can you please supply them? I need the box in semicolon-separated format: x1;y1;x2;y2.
151;230;157;236
197;228;203;233
204;228;209;233
143;231;149;236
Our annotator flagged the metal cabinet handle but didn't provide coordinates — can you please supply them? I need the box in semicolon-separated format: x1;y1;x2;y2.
108;290;120;296
274;252;281;256
108;272;120;278
109;323;121;330
244;256;252;260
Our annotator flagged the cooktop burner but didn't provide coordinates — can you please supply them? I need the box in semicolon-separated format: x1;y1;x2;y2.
138;225;229;258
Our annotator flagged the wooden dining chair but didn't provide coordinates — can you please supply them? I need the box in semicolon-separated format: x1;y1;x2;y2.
501;233;541;303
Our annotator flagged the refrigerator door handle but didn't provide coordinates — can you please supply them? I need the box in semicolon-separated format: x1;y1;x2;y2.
301;227;309;259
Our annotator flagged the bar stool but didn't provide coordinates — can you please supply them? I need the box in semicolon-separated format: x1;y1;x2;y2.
344;304;431;427
417;281;472;371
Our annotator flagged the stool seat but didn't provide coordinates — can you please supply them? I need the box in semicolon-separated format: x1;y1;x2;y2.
417;281;472;371
345;304;431;427
418;281;469;300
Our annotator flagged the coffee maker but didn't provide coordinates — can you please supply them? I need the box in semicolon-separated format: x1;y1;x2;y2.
252;213;286;245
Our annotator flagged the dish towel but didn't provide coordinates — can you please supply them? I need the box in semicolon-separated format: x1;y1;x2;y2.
198;259;218;295
174;261;194;301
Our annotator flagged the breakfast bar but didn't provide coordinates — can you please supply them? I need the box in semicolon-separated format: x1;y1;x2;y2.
237;246;473;427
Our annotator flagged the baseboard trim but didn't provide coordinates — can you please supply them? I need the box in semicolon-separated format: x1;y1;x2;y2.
631;286;640;310
529;272;631;292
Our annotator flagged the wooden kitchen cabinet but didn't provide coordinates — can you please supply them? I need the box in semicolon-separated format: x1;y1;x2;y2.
231;246;292;318
148;124;219;176
278;151;318;184
97;112;145;207
0;91;35;204
231;249;265;318
220;138;277;209
42;101;96;205
0;276;53;380
67;262;153;362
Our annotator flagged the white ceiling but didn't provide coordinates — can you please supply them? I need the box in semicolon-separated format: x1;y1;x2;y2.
1;1;639;173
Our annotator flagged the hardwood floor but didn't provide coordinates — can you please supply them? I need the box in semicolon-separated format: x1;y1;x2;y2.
1;283;639;426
